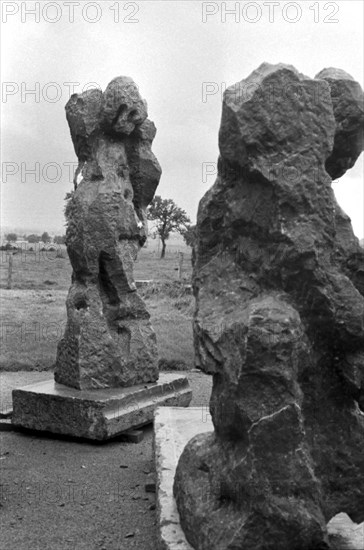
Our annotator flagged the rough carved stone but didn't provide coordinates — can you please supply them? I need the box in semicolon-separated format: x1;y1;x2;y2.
316;68;364;180
55;77;161;390
174;63;364;549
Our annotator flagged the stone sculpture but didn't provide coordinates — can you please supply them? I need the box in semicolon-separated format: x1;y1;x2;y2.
11;77;192;440
55;77;161;390
174;63;364;549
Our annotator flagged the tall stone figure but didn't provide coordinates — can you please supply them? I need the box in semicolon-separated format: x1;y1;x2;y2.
12;77;192;440
174;64;364;549
55;77;161;390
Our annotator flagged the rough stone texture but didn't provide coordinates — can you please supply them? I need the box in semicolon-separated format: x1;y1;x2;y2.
316;68;364;180
155;407;363;550
11;374;191;440
174;63;364;550
55;77;161;390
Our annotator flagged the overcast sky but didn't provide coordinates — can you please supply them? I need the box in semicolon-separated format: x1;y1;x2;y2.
1;0;363;238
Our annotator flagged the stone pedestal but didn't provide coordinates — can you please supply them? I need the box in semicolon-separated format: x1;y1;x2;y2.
10;77;193;441
154;407;213;550
12;373;191;441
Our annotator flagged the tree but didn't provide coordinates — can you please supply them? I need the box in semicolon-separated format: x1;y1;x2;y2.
41;232;51;244
181;224;197;248
54;235;66;245
147;196;190;259
27;234;41;243
5;233;17;243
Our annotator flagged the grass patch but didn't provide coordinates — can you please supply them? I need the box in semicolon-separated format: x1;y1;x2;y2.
134;246;192;281
0;289;67;371
0;247;195;372
0;250;72;290
147;294;194;370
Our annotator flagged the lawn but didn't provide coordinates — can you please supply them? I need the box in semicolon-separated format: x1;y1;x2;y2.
0;242;194;371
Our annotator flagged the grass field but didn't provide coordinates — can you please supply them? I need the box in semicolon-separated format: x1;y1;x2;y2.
0;242;194;371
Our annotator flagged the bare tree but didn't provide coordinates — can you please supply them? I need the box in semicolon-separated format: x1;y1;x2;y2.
147;196;190;259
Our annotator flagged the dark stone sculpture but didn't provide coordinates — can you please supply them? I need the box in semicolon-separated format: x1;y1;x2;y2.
174;63;364;550
55;77;161;390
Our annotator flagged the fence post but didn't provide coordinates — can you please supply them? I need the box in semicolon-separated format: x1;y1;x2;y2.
7;253;13;289
178;252;184;280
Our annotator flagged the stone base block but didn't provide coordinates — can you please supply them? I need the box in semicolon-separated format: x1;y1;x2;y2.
154;407;364;550
12;373;191;441
154;407;213;550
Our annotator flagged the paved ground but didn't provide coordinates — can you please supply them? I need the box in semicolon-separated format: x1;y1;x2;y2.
0;371;212;550
1;371;363;550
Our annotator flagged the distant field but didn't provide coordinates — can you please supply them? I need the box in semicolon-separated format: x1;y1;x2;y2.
0;241;192;289
0;241;194;371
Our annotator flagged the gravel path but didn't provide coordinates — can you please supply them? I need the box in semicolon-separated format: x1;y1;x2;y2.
0;370;212;550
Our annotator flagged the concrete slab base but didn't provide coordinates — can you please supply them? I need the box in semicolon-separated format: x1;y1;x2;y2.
12;373;191;441
154;407;213;550
154;407;364;550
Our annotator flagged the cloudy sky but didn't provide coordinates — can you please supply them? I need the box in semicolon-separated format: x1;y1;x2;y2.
1;0;363;238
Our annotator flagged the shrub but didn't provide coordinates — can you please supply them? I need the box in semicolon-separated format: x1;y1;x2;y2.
0;243;18;251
